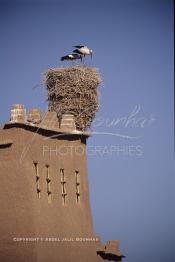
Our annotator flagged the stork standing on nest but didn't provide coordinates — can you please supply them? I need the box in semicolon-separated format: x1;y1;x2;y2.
60;53;82;64
73;45;93;60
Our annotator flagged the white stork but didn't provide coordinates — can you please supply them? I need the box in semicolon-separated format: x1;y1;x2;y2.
73;45;93;59
60;53;82;62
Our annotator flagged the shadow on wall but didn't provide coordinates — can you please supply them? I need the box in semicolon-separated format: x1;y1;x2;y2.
97;251;125;261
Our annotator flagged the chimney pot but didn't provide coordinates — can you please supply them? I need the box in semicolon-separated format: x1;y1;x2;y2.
10;104;26;122
27;108;42;124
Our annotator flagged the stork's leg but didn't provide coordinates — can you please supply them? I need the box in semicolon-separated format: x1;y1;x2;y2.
82;55;85;66
80;56;83;65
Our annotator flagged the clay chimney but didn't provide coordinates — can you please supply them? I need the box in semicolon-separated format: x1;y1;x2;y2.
27;108;42;124
60;114;76;131
10;104;26;122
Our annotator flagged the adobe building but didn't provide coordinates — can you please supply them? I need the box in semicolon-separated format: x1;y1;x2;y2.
0;66;124;262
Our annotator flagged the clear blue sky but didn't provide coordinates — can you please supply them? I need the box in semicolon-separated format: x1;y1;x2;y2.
0;0;174;261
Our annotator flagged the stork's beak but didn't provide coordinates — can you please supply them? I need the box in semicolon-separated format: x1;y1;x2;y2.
90;51;93;59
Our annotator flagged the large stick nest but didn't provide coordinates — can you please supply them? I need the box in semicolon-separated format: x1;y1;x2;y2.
45;66;101;131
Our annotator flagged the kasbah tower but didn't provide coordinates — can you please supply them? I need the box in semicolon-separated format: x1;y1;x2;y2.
0;65;124;262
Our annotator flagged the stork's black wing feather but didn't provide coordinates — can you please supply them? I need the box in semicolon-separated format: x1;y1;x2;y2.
72;45;84;48
73;49;82;55
72;54;80;59
60;55;69;61
61;53;82;61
